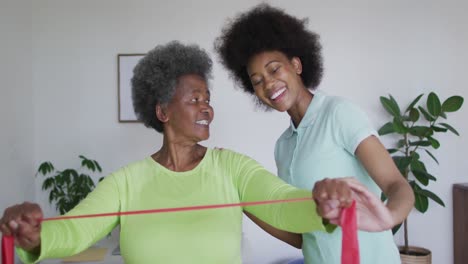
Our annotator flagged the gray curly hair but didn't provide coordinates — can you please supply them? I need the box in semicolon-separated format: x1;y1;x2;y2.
131;41;213;133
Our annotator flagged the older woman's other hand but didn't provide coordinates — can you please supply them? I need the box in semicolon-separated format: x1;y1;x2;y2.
0;202;42;251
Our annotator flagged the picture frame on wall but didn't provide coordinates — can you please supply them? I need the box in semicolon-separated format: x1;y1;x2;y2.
117;53;145;122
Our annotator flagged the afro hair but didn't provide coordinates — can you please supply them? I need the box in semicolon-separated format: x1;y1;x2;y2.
131;41;212;132
215;3;323;98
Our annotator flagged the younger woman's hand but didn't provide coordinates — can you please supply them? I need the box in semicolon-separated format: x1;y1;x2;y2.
344;178;394;232
313;177;394;232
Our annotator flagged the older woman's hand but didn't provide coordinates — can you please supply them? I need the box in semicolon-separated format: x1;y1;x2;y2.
313;177;394;232
312;178;353;220
0;202;43;251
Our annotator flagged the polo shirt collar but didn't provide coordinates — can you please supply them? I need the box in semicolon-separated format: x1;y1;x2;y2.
284;90;325;138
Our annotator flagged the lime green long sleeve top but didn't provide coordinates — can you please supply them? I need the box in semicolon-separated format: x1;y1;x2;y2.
18;149;325;263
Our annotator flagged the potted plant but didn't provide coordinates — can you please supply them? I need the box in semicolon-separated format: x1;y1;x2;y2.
377;92;463;263
36;155;103;214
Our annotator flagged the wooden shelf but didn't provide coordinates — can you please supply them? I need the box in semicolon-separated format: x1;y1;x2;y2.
453;183;468;264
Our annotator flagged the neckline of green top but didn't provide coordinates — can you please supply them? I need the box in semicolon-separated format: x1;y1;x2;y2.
147;148;212;176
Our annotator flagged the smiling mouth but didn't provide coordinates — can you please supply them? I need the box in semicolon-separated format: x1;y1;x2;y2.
195;120;210;126
270;87;286;100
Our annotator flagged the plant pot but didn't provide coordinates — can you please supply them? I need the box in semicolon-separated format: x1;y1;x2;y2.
398;246;431;264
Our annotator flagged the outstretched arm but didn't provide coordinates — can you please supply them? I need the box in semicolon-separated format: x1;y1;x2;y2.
1;175;121;263
241;177;392;248
241;177;353;248
0;202;42;253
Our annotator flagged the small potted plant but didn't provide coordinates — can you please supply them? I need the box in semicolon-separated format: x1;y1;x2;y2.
37;155;103;214
377;92;463;263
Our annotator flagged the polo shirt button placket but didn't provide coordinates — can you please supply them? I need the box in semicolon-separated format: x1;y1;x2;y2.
289;131;301;186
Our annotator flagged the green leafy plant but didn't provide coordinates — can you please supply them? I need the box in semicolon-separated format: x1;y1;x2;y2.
36;155;103;214
378;92;463;252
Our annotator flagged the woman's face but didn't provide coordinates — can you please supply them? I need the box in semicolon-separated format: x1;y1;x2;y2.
163;74;214;143
247;51;304;112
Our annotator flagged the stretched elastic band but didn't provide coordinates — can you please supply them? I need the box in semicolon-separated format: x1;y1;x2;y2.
1;197;311;264
341;200;360;264
2;197;359;264
41;197;312;222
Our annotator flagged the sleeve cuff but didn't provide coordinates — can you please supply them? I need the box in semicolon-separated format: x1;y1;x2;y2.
16;247;41;264
322;218;338;233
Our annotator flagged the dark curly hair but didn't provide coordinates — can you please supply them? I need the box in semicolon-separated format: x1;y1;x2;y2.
131;41;212;133
214;3;323;104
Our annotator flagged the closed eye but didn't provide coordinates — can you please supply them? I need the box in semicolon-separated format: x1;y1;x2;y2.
272;66;281;73
252;79;263;86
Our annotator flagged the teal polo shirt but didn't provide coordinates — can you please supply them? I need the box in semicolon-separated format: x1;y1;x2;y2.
274;90;400;264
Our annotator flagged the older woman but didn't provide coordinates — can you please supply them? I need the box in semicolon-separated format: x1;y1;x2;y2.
1;41;388;264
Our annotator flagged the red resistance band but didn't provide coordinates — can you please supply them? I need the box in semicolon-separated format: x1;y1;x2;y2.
2;197;359;264
341;200;360;264
2;235;14;264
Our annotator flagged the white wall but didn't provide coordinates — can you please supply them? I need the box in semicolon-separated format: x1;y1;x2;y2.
2;0;467;263
0;0;34;211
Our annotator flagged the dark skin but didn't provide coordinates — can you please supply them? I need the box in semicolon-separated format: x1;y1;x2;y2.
0;202;42;252
245;50;413;248
247;51;413;225
152;74;214;172
0;74;389;254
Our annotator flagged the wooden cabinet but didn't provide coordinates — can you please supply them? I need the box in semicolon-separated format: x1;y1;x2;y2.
453;183;468;264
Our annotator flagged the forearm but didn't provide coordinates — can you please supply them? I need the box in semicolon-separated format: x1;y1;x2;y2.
244;210;302;248
242;177;324;233
233;151;325;233
355;136;415;227
384;179;414;226
16;176;121;263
